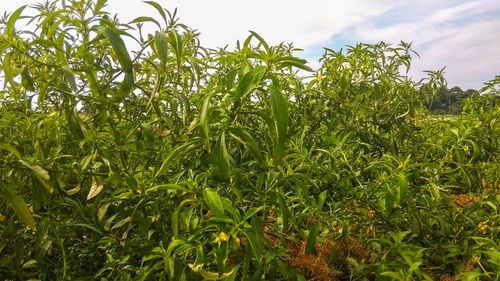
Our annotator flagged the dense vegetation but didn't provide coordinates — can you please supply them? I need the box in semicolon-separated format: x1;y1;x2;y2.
0;1;499;280
423;84;478;115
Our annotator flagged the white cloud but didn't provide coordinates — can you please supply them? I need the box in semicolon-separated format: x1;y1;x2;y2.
1;0;499;89
103;0;393;49
324;0;500;89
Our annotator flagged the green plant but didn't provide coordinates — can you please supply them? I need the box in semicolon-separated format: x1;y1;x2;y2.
0;1;498;280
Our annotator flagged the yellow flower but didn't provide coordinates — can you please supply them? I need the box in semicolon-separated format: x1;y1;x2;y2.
324;106;329;111
316;75;323;81
478;222;488;234
355;116;359;121
0;213;5;222
219;232;229;242
235;237;241;247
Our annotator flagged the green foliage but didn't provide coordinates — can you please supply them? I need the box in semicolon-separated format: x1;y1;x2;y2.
0;1;499;280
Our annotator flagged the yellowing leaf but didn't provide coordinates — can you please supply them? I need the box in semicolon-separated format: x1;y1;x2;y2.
0;182;36;230
87;177;104;200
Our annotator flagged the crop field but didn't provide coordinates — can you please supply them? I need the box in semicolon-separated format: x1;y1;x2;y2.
0;1;499;280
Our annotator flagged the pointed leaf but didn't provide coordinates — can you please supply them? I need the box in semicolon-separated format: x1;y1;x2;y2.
203;188;225;218
213;132;230;181
7;5;26;38
155;138;202;177
228;127;263;162
130;16;161;28
270;84;288;149
243;230;263;260
249;31;269;52
276;193;290;230
154;31;169;65
96;25;134;98
233;66;266;103
96;25;132;73
167;30;183;62
21;67;34;91
317;190;327;211
144;1;167;23
0;182;36;230
242;207;264;222
305;223;320;254
200;93;213;153
278;56;313;72
87;176;104;200
18;160;50;181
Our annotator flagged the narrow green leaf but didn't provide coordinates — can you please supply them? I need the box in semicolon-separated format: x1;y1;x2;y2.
233;66;266;103
111;216;131;229
144;1;167;23
228;127;263;162
278;56;313;72
317;190;327;211
385;184;394;215
96;25;134;98
0;182;36;230
213;132;230;181
189;264;239;280
270;84;288;148
269;84;288;165
380;271;404;280
276;193;290;230
242;207;263;222
461;271;485;281
305;223;320;255
154;31;169;65
396;175;408;203
249;31;269;52
203;188;225;218
96;25;132;73
0;143;22;159
62;65;77;91
21;67;34;91
200;93;213;153
2;53;16;89
94;0;108;13
243;230;263;260
130;16;162;28
167;30;183;62
67;107;86;140
216;238;229;276
155;138;202;177
117;72;134;98
18;160;50;181
7;5;26;38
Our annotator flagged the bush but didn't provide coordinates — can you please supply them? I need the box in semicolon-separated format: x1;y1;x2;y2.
0;1;499;280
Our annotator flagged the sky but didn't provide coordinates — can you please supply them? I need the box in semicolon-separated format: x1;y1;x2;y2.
2;0;499;90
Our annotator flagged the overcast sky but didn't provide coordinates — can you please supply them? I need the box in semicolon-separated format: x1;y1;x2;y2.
2;0;499;89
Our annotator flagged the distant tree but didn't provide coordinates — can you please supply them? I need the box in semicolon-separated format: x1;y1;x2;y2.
423;86;477;114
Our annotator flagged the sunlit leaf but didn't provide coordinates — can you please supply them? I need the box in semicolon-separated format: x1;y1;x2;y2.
6;5;26;38
87;176;104;200
233;66;266;103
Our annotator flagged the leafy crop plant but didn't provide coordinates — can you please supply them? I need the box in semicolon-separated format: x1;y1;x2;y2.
0;0;498;280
